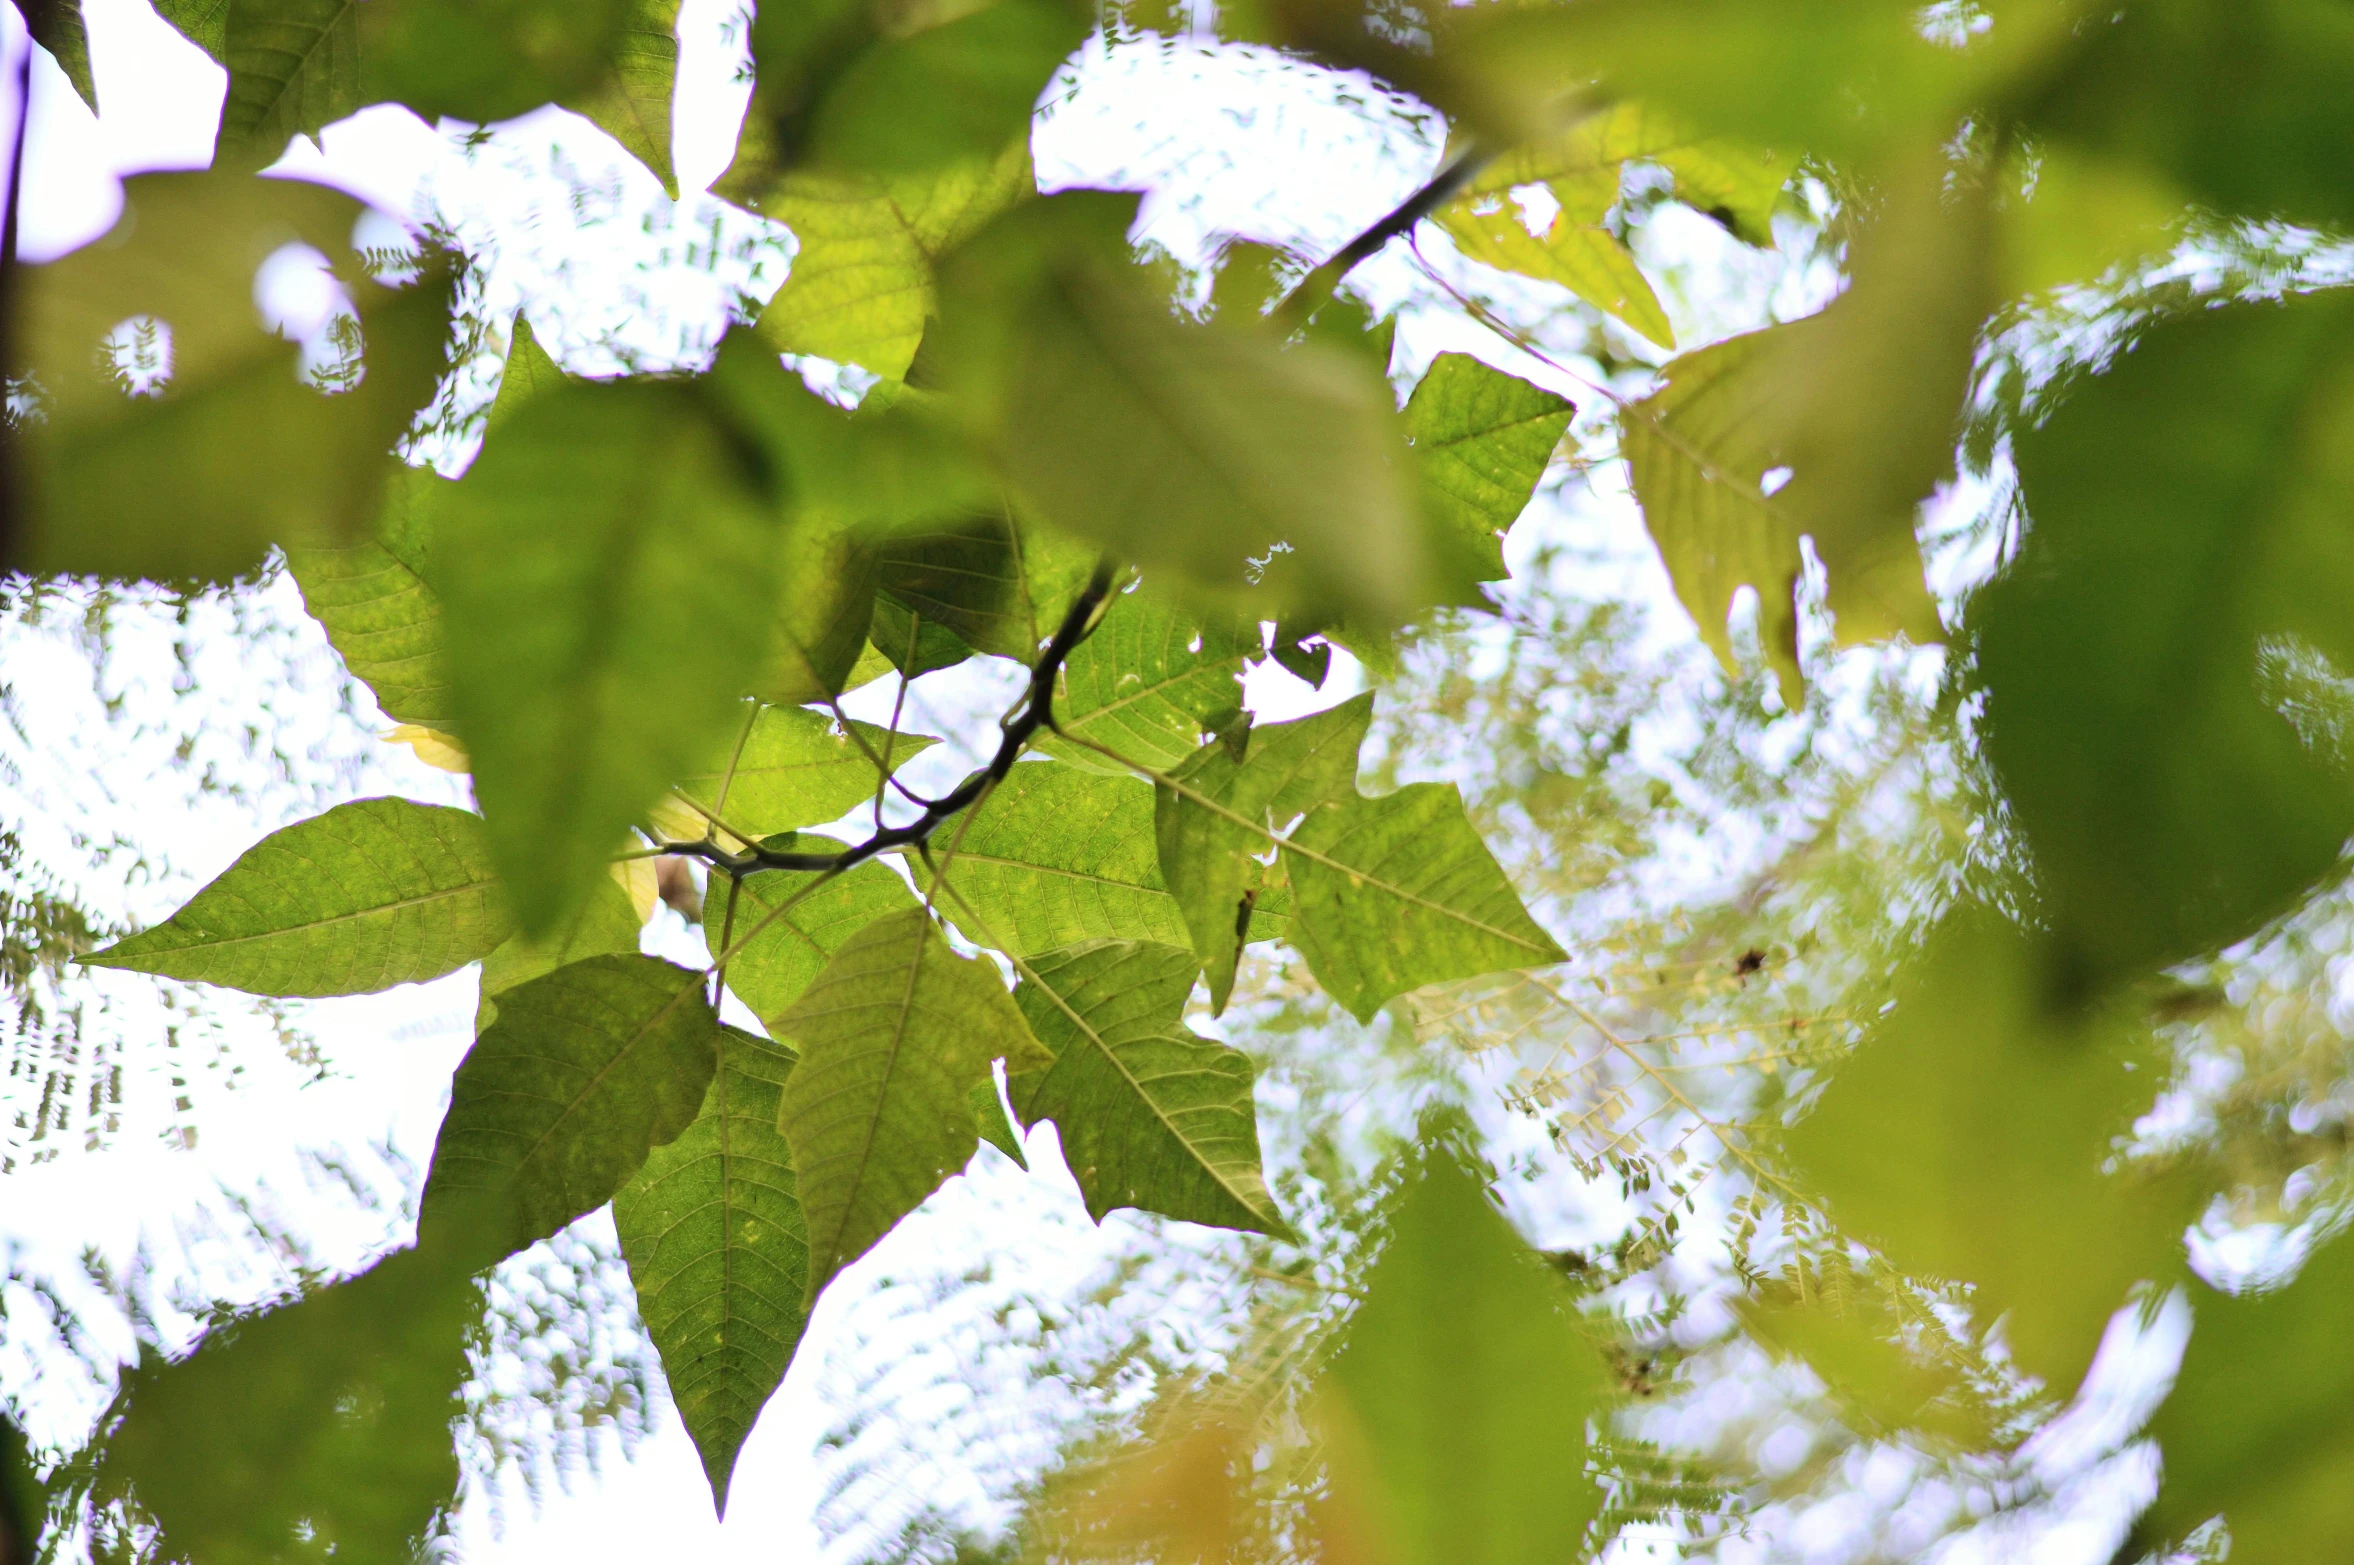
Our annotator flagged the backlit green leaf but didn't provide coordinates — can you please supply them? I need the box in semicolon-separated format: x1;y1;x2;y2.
1323;1153;1611;1565
972;1076;1030;1168
24;0;98;111
82;798;509;998
1434;199;1675;350
674;703;934;843
706;856;919;1029
1466;100;1792;247
1035;590;1250;775
436;377;782;935
476;871;644;1031
568;0;683;196
1156;695;1372;1013
806;0;1087;174
773;908;1050;1294
421;954;719;1253
1009;940;1285;1234
614;1024;808;1515
286;467;450;726
873;510;1100;664
1403;354;1573;595
1284;782;1563;1023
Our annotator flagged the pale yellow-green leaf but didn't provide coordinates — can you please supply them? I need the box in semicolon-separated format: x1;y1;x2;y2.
674;702;934;843
1034;591;1251;776
1434;198;1675;350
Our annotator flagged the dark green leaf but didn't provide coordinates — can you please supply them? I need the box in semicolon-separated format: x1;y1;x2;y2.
807;0;1088;173
82;798;509;997
614;1024;808;1516
971;1075;1030;1168
24;0;98;111
773;908;1051;1294
1009;940;1285;1234
873;509;1099;664
1284;782;1563;1023
421;954;719;1253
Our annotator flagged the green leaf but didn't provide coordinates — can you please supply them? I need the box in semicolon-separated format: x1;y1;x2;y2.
1283;781;1562;1024
1009;940;1285;1234
1434;199;1676;350
756;521;884;704
873;510;1100;663
773;908;1050;1295
614;1024;808;1516
1976;289;2354;980
1465;100;1791;246
1403;354;1574;595
705;855;920;1030
869;596;979;678
14;171;456;585
732;141;1033;380
1322;1153;1611;1565
421;954;719;1253
2144;1235;2354;1557
489;314;570;428
1033;590;1251;775
286;467;450;726
933;191;1430;624
567;0;684;196
805;0;1087;173
24;0;99;111
971;1076;1029;1168
81;798;509;997
674;703;934;842
476;870;643;1031
151;0;228;58
1782;917;2192;1397
436;376;782;935
922;761;1292;957
90;1236;484;1565
1156;695;1371;1013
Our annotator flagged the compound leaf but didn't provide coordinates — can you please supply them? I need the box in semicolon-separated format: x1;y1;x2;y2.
421;954;719;1254
83;798;509;998
773;909;1050;1295
1284;782;1562;1023
1009;940;1285;1234
614;1024;807;1516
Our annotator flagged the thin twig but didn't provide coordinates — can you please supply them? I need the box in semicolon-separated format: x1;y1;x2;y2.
1270;142;1494;328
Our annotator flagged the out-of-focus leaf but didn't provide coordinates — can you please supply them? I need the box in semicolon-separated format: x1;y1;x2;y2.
2143;1235;2354;1557
1034;590;1250;774
870;596;978;678
1435;198;1675;350
706;853;919;1029
1467;101;1793;247
24;0;98;111
808;0;1087;173
707;0;869;193
82;798;508;997
568;0;684;195
436;377;781;935
1403;354;1573;595
673;702;932;844
614;1024;807;1516
758;521;883;703
13;171;454;585
1976;290;2354;981
1156;695;1371;1012
421;954;718;1253
91;1232;487;1565
934;191;1429;624
1736;1287;1996;1451
922;761;1292;957
1322;1153;1611;1565
872;510;1097;662
1783;918;2191;1396
728;142;1033;380
1009;939;1285;1233
476;871;643;1030
1284;781;1563;1024
773;908;1050;1295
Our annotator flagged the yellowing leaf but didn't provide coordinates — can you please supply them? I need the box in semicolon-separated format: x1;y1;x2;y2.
82;798;510;997
384;724;468;774
1434;198;1675;350
773;909;1049;1295
1010;940;1286;1234
612;855;661;924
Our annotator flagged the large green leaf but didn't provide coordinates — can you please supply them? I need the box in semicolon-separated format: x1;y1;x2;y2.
933;192;1430;624
90;1235;484;1565
872;510;1099;663
1156;696;1371;1013
198;0;679;178
706;856;919;1029
1284;782;1562;1023
286;467;451;726
674;703;934;843
1009;940;1285;1234
435;376;782;935
13;171;454;585
476;871;644;1031
1034;590;1250;775
81;798;508;997
2142;1234;2354;1557
773;909;1050;1294
24;0;99;111
1322;1153;1611;1565
922;761;1291;957
1976;289;2354;980
420;954;718;1253
1783;918;2192;1397
729;142;1033;380
614;1024;807;1515
1403;354;1574;596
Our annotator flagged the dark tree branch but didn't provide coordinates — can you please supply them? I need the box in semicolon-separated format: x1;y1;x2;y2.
658;558;1120;881
1271;141;1492;328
